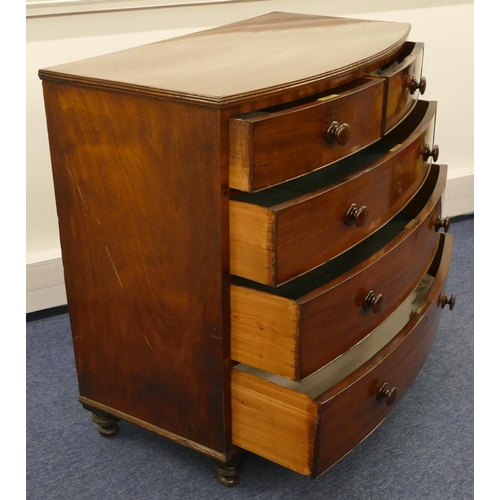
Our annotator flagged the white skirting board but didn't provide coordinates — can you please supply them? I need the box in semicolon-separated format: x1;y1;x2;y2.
442;170;474;221
26;172;474;314
26;252;67;314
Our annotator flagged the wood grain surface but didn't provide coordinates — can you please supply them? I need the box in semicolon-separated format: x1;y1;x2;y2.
42;81;232;455
231;368;318;475
39;12;410;105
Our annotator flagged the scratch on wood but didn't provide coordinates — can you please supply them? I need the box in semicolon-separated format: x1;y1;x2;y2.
76;184;90;211
157;318;178;326
65;166;74;180
145;315;178;327
210;335;223;340
143;334;155;354
65;166;90;211
105;246;124;289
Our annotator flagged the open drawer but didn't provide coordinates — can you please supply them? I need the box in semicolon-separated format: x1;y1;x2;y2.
229;77;385;192
230;100;438;286
231;164;449;380
231;233;454;478
371;41;426;133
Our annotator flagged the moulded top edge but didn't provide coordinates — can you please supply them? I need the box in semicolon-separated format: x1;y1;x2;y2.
38;11;411;106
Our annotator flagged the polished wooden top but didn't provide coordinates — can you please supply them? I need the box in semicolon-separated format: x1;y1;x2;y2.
39;12;410;106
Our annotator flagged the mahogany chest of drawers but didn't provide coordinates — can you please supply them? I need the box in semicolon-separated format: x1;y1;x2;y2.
39;12;455;485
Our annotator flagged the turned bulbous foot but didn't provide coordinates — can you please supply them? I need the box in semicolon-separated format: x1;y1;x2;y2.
213;455;244;487
91;412;120;437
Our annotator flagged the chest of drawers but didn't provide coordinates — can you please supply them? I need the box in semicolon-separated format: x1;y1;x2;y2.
39;12;455;486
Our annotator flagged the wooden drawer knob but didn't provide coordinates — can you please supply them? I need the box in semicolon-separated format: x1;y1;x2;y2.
435;216;451;233
423;144;439;162
377;382;397;406
344;203;369;227
363;290;384;313
439;293;456;310
410;76;427;95
326;121;350;145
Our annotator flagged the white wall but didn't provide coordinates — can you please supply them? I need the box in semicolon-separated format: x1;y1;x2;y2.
26;0;474;312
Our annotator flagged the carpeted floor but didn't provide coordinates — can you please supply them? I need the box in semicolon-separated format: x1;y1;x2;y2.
26;215;473;499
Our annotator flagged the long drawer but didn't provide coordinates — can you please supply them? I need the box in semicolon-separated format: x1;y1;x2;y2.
230;100;438;287
231;163;448;381
231;232;454;477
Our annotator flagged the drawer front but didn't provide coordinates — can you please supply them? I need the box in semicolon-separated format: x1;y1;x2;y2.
376;42;425;132
231;233;454;477
230;100;437;286
229;78;385;192
231;164;448;381
313;234;453;477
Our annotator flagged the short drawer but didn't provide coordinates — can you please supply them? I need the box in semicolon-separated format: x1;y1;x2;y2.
231;232;454;477
231;163;448;381
230;100;438;287
373;41;426;133
229;77;385;192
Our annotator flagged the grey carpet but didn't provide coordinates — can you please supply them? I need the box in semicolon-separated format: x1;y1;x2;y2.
26;215;473;499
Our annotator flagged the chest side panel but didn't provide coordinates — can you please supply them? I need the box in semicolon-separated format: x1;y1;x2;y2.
42;81;230;453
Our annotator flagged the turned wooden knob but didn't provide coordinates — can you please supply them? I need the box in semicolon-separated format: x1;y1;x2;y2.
423;144;439;162
344;203;369;227
439;293;456;310
363;290;384;313
377;382;397;406
410;76;427;95
435;216;451;233
326;121;350;145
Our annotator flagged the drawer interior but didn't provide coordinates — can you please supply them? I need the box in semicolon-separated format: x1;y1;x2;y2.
236;77;378;117
371;41;418;76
